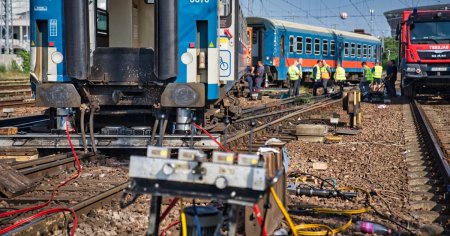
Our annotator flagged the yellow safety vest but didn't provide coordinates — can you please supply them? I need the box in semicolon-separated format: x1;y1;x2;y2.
313;64;321;80
364;65;373;81
373;65;383;79
321;65;330;79
334;66;346;81
288;65;300;80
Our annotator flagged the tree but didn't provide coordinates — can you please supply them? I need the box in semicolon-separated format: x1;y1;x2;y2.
382;37;399;67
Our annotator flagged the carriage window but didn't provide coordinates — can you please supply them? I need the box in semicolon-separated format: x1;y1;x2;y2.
330;40;336;56
97;9;108;33
314;39;320;55
357;44;362;57
344;42;349;57
368;46;372;58
374;46;378;58
219;0;231;17
280;35;285;56
306;37;312;54
296;36;303;54
363;45;367;57
322;39;328;56
350;43;355;57
289;36;295;53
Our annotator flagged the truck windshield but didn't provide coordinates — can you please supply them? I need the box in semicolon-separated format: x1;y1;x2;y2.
410;21;450;43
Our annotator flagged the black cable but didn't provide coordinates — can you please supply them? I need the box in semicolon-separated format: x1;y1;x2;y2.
369;202;415;234
290;172;355;202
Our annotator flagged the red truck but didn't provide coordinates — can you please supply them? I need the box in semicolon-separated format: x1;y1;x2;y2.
398;9;450;97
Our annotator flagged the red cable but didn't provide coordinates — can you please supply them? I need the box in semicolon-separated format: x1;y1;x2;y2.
0;208;78;236
0;116;81;235
253;204;268;236
159;220;180;236
159;198;179;222
193;123;231;152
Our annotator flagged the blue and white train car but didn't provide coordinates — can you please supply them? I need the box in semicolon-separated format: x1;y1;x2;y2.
247;17;382;82
29;0;249;131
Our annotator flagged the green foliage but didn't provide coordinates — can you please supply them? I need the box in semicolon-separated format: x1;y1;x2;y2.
11;60;22;72
0;64;6;73
382;37;399;67
17;50;30;74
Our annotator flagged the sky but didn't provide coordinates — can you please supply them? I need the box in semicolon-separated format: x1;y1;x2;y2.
240;0;448;37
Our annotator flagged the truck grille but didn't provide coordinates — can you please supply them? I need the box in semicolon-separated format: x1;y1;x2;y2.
418;50;450;60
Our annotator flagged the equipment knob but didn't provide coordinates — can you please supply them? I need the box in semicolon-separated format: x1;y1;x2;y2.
162;163;175;176
215;176;228;189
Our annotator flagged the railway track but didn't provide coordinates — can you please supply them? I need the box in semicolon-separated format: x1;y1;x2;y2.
0;93;347;235
401;98;450;233
0;115;49;131
0;152;129;235
0;78;34;108
225;93;343;149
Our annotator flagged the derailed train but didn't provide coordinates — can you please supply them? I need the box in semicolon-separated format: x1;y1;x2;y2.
29;0;382;138
30;0;249;134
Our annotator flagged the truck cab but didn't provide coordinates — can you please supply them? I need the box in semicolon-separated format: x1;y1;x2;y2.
399;10;450;97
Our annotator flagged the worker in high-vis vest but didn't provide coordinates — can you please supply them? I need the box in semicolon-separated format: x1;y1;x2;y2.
312;60;323;96
372;62;383;92
320;60;332;95
360;62;373;99
288;58;302;97
334;62;346;94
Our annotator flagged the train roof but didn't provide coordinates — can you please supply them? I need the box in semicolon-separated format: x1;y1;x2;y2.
247;17;380;42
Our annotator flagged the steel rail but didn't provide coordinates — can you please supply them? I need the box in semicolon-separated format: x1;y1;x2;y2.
226;98;342;143
411;100;450;196
0;114;47;129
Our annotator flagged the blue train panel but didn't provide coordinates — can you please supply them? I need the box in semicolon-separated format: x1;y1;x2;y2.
248;17;382;81
30;0;66;82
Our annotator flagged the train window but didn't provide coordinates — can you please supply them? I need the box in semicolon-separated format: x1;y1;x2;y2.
344;42;349;57
289;36;295;53
357;44;362;58
351;43;355;57
97;9;108;34
296;37;303;54
330;40;336;56
280;35;285;56
374;46;377;58
363;45;367;57
322;39;328;56
368;46;372;58
314;39;320;55
306;37;312;54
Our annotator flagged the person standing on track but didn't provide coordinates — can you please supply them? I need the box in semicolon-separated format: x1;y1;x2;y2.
312;60;323;96
386;60;398;97
360;62;373;100
255;61;265;92
321;60;332;95
288;58;302;97
372;61;383;92
245;65;255;95
334;62;346;95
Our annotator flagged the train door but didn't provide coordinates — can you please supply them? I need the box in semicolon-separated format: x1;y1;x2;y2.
337;35;344;66
278;30;287;80
251;26;264;65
